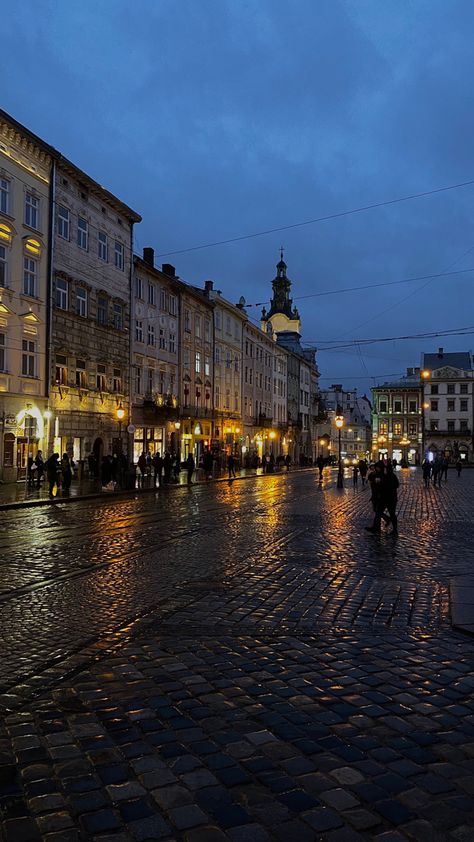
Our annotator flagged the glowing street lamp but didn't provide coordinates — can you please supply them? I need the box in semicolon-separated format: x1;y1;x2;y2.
334;408;344;488
116;403;125;450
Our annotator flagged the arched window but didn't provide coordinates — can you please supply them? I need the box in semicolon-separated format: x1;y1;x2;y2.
0;222;12;245
25;237;41;257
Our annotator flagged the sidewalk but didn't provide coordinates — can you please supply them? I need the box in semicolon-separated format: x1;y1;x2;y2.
0;464;306;510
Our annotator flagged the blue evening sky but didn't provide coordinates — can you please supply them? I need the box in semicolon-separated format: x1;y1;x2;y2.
3;0;474;395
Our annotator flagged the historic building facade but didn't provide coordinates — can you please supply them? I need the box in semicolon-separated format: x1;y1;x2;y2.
131;251;180;462
371;369;422;464
0;111;56;481
201;282;246;466
422;349;473;463
178;280;214;461
318;386;372;462
49;157;141;465
242;320;275;463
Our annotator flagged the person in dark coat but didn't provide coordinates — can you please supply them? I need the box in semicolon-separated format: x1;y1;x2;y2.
366;463;399;535
173;451;181;482
316;454;324;481
27;454;35;487
163;452;172;483
153;452;163;487
456;459;462;477
186;453;195;485
353;465;359;487
101;455;112;488
203;449;213;479
34;450;44;488
358;459;368;486
46;453;60;497
422;458;431;487
285;454;291;472
227;453;236;479
61;453;72;492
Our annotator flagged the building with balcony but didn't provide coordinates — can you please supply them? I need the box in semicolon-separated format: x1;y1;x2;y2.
0;110;56;481
371;368;422;464
178;280;214;461
422;348;473;462
131;250;180;462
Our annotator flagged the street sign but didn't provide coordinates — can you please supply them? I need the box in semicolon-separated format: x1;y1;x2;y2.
127;424;136;434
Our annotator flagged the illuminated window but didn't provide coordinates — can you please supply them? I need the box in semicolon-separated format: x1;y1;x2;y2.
55;277;68;310
25;238;41;256
0;222;12;244
393;422;402;436
379;422;388;435
23;257;37;297
205;355;210;376
0;178;10;214
25;192;40;229
98;231;108;261
76;288;87;317
195;351;201;373
57;206;70;239
77;217;88;250
114;240;124;270
0;245;7;288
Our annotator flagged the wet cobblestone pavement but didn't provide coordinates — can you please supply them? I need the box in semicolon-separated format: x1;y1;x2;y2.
1;469;474;840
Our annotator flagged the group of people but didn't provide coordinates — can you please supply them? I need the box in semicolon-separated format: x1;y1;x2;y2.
136;450;197;486
422;455;462;487
27;451;75;497
365;460;399;535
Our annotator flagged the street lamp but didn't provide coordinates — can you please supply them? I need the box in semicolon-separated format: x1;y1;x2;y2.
334;408;344;488
420;370;430;462
116;403;125;451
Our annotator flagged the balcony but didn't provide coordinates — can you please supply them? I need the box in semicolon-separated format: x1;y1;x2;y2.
257;413;273;428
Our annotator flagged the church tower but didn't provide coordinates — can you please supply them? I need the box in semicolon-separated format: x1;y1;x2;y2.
261;250;301;337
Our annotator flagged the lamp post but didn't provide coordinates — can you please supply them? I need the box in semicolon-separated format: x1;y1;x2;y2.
421;369;430;462
334;408;344;488
116;403;125;452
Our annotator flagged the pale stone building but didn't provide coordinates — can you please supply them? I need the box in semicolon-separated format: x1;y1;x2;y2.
272;342;288;454
319;386;372;463
49;158;141;466
242;320;275;463
0;111;56;482
131;250;180;462
371;371;422;465
422;348;473;463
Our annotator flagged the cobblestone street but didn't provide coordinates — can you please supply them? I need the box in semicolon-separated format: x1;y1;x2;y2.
1;468;474;841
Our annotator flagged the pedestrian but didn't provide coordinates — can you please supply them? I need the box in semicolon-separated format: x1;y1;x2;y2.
285;453;291;472
352;465;359;487
422;458;431;488
366;462;388;528
46;453;60;497
173;451;181;482
186;452;195;485
359;459;368;486
316;454;324;481
27;453;35;487
366;462;399;535
153;452;163;487
34;450;44;488
137;451;147;487
432;457;441;488
163;452;172;483
203;448;213;479
456;459;462;477
61;453;72;492
227;452;236;479
268;453;275;473
442;457;449;482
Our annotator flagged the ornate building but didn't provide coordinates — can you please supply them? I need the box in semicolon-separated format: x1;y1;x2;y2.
371;369;422;465
178;280;214;461
422;349;473;463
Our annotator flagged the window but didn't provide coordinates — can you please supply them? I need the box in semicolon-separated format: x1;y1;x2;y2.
431;400;438;412
195;315;201;338
147;324;155;346
0;333;5;372
0;245;7;288
460;400;468;412
379;400;387;413
57;206;70;239
409;400;417;412
22;340;37;377
226;351;231;369
56;277;68;309
205;355;210;376
114;241;124;270
98;231;108;261
430;384;438;394
205;320;210;341
0;178;10;214
379;422;388;435
393;422;402;436
159;329;166;350
135;320;143;342
460;384;468;394
234;356;239;372
147;368;154;394
75;359;87;388
447;384;455;394
169;334;176;353
25;192;39;229
23;257;37;296
113;303;122;329
76;288;87;317
96;364;106;391
195;351;201;373
183;348;190;368
409;423;417;436
55;354;67;384
226;316;231;334
394;400;402;412
169;295;177;316
135;366;142;394
148;282;155;305
430;420;438;431
184;309;191;332
77;217;88;250
97;296;107;325
447;420;455;432
447;399;455;412
135;276;143;299
460;419;469;431
113;368;122;392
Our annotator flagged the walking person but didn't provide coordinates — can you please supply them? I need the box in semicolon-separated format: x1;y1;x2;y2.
432;457;442;488
442;457;449;482
366;462;399;535
153;452;163;487
316;454;324;482
34;450;44;488
61;453;72;493
359;459;368;486
227;452;236;479
422;458;431;488
27;454;35;488
163;452;172;484
456;458;462;477
285;454;291;472
186;452;195;485
352;464;359;488
203;448;213;480
173;451;181;482
137;451;147;487
46;453;60;497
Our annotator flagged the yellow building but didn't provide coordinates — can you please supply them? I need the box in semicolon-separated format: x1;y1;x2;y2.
0;111;56;481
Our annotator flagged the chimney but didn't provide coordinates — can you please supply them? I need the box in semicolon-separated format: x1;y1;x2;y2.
143;247;154;267
204;280;214;294
438;347;444;358
162;263;175;277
